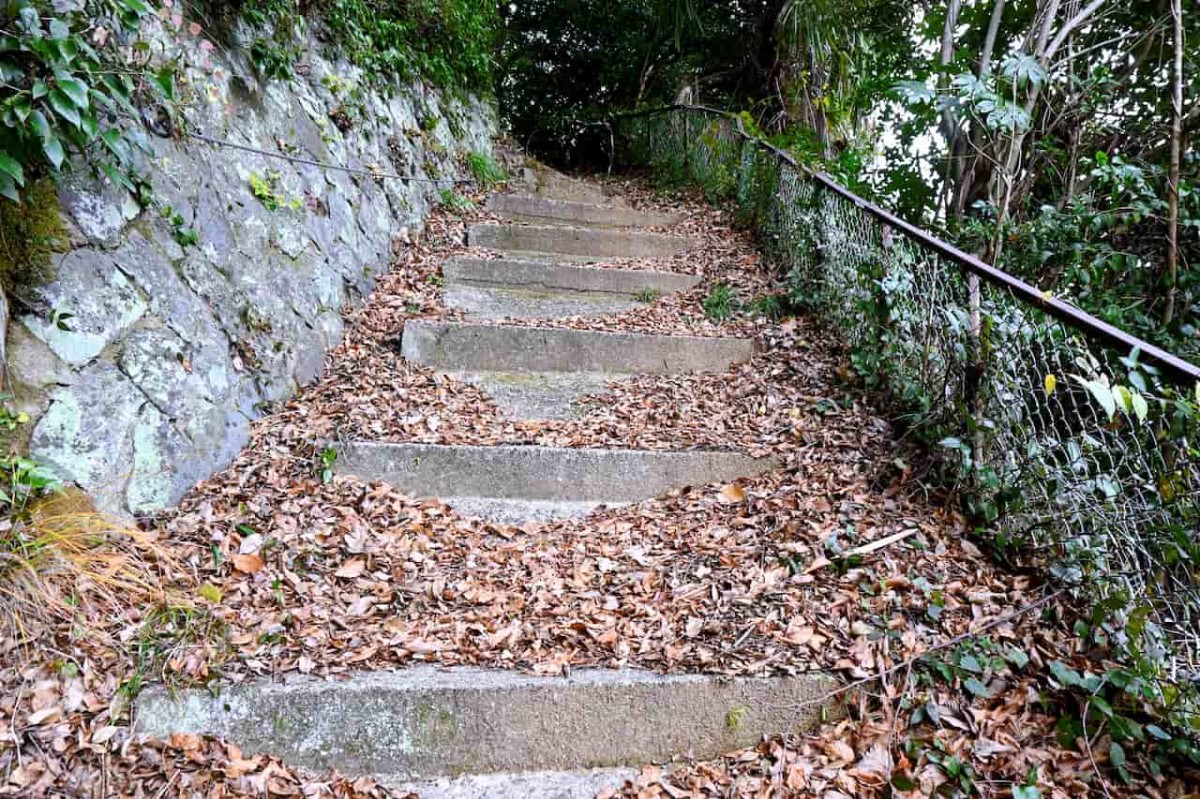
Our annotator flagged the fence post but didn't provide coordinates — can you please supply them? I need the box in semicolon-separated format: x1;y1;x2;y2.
965;273;986;488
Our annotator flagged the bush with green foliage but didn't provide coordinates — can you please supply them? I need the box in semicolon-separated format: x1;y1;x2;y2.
237;0;498;93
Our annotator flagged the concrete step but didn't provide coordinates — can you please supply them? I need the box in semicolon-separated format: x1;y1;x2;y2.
402;320;753;375
452;371;615;421
394;767;639;799
334;442;776;523
136;666;836;784
519;166;615;205
445;257;700;296
442;285;643;320
469;223;692;259
441;257;700;320
488;194;681;228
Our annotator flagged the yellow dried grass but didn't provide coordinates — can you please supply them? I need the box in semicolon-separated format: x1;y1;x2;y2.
0;493;188;649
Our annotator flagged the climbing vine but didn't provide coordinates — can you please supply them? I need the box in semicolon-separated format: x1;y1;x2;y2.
0;0;183;202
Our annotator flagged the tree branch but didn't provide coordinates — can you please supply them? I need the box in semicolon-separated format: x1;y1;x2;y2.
1045;0;1107;62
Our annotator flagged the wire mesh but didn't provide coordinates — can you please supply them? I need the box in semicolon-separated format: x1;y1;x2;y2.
618;107;1200;677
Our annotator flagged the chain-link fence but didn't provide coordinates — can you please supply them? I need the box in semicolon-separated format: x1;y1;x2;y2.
617;105;1200;680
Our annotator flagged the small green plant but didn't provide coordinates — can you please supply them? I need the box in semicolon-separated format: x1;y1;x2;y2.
248;171;300;212
317;446;337;484
160;205;199;248
634;287;661;303
467;150;507;189
702;283;739;321
124;602;225;696
49;306;74;332
0;457;60;516
439;188;475;213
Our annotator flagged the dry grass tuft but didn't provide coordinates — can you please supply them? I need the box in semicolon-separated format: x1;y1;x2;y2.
0;490;187;653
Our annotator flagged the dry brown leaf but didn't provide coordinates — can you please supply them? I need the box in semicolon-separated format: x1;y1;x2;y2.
335;557;367;579
717;483;746;504
232;553;265;574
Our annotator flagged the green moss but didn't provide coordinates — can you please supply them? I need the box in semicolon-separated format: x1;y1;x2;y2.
0;180;68;292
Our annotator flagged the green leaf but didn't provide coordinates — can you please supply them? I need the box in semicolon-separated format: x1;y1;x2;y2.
79;112;99;139
28;109;51;140
1003;647;1030;669
54;73;91;108
957;654;982;673
1048;661;1082;688
42;135;65;169
1146;724;1172;741
48;89;81;127
151;67;176;101
100;128;129;161
1130;391;1148;423
1013;787;1042;799
0;152;25;184
963;678;991;698
1109;742;1126;769
0;174;19;202
1071;375;1117;420
9;97;31;122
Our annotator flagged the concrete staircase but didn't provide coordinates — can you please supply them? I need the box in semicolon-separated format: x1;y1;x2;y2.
135;167;835;798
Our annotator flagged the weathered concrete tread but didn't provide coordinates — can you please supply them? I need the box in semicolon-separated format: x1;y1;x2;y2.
469;223;693;259
401;320;755;375
335;442;777;519
442;286;643;320
488;193;682;228
444;256;700;296
452;370;616;419
441;258;699;320
516;166;621;205
390;767;639;799
137;666;837;781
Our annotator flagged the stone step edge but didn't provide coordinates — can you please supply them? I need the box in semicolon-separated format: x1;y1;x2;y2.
443;256;701;297
135;665;839;782
387;766;641;799
400;319;757;375
487;193;683;228
333;441;780;503
467;223;694;259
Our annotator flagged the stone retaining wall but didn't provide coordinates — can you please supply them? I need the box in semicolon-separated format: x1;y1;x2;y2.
3;26;496;514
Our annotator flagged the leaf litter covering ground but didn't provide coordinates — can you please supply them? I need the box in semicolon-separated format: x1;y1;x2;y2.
4;182;1196;797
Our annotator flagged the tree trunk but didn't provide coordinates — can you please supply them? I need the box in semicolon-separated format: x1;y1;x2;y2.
1164;0;1183;325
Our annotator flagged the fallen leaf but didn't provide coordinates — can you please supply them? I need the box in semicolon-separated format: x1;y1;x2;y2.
335;558;367;579
231;553;264;574
718;483;746;504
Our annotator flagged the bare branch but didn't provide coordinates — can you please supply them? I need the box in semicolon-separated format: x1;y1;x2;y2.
1045;0;1107;61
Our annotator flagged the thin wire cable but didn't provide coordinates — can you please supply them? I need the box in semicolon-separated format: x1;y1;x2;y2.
186;131;472;185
